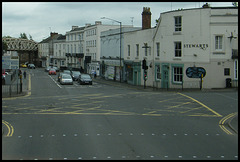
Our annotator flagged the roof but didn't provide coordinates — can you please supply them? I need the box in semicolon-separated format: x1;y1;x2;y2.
160;6;238;15
39;34;62;43
70;26;85;32
57;35;66;40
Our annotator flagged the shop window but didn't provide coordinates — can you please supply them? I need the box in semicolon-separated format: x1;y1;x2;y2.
156;65;161;80
173;66;183;83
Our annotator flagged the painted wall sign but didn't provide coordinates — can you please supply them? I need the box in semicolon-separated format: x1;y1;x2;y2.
184;44;208;50
186;67;206;78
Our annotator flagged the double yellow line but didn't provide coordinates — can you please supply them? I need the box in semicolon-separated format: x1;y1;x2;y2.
2;120;14;137
219;112;238;135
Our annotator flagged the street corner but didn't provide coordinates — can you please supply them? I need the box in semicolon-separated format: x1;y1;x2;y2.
219;112;238;135
2;91;31;100
228;113;238;134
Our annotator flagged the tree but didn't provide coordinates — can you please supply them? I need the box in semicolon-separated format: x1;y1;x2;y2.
29;34;33;40
232;2;238;7
2;41;8;55
155;19;159;26
2;36;12;38
19;33;28;39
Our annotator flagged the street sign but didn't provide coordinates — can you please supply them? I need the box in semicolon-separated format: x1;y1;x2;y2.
2;55;19;69
186;67;206;78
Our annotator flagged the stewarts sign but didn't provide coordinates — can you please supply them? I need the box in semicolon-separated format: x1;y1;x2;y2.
184;44;208;50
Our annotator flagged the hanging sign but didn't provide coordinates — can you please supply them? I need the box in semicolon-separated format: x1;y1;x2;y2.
186;67;206;78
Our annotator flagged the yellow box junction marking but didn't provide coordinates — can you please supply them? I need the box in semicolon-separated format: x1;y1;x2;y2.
177;93;222;117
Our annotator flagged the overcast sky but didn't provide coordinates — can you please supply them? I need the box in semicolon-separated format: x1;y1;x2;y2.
2;2;234;42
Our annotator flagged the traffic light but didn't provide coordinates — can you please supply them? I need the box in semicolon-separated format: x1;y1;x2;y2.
144;69;147;81
142;59;148;70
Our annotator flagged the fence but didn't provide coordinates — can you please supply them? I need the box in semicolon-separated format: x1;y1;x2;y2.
2;69;23;97
153;80;201;91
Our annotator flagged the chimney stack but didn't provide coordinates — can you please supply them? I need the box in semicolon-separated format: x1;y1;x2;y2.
50;32;58;38
142;7;151;30
72;26;78;30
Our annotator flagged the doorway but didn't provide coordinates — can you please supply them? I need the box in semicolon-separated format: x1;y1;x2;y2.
161;64;169;88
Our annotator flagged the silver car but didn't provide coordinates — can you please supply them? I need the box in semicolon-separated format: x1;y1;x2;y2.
60;74;73;85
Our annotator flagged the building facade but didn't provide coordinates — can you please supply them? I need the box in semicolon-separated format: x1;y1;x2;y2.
53;35;66;69
38;32;61;68
123;28;155;85
64;22;125;74
152;6;238;89
120;6;238;89
84;21;121;75
65;26;85;71
100;27;141;81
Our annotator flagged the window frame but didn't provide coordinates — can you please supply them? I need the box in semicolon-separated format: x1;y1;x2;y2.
172;65;183;84
234;60;238;80
174;42;182;57
155;64;161;81
128;45;130;56
174;16;182;32
136;44;139;57
156;42;160;57
224;68;230;76
215;35;223;51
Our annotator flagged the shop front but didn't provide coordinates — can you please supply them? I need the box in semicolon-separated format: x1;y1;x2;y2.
101;59;121;81
124;61;141;85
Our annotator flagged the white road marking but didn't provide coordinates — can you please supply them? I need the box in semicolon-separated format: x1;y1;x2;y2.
48;75;62;89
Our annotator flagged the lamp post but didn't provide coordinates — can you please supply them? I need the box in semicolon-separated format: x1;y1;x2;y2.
101;17;122;82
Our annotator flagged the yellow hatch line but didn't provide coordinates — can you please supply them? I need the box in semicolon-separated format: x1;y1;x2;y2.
2;120;14;137
177;93;222;117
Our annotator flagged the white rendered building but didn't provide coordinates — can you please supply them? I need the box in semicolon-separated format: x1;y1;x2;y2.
122;6;238;89
152;5;238;89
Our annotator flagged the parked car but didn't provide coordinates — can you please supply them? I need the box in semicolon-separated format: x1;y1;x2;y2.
71;71;81;81
49;68;56;75
28;64;35;69
20;63;27;68
57;72;65;82
63;70;71;75
60;74;73;85
78;74;92;85
45;66;51;72
2;75;5;85
53;66;59;72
